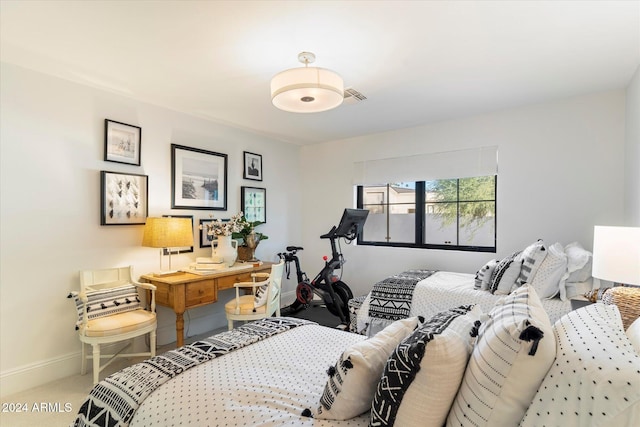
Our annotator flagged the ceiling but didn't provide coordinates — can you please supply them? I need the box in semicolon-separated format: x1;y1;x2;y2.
1;1;639;145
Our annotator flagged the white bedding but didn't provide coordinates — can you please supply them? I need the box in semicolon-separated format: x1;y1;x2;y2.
357;271;571;335
130;324;369;427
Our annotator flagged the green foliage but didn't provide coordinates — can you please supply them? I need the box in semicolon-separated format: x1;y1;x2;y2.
231;216;269;245
427;176;495;233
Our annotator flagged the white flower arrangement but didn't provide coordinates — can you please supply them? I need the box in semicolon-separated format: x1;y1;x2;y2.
201;212;246;239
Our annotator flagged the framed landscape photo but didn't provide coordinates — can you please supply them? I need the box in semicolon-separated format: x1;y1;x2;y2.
100;171;148;225
104;119;142;166
241;186;266;223
162;215;194;255
171;144;227;210
243;151;262;181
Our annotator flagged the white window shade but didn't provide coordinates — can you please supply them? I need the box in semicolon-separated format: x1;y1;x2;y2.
353;146;498;185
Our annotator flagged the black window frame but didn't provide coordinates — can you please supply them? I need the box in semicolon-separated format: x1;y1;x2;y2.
356;176;497;253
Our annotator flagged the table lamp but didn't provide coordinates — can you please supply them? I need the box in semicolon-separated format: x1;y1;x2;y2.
142;217;194;276
592;225;640;286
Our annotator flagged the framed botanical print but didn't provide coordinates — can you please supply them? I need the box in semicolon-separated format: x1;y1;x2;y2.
104;119;142;166
100;171;148;225
241;186;266;223
243;151;262;181
171;144;227;210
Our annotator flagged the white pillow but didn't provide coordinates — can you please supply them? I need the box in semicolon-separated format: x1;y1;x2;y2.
254;282;269;308
627;316;640;354
529;242;567;299
370;306;482;427
558;242;593;301
446;285;556;427
475;259;498;290
521;303;640;427
495;255;523;295
517;239;547;285
563;279;593;300
314;317;419;420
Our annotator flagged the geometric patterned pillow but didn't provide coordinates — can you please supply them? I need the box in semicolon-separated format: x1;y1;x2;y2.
488;251;521;294
370;306;479;427
446;285;555;427
517;240;547;285
67;284;141;330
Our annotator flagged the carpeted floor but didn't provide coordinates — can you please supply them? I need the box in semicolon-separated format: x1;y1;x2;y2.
286;303;344;328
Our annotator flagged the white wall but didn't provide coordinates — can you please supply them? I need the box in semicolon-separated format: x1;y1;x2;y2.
0;63;301;396
300;91;627;297
625;65;640;226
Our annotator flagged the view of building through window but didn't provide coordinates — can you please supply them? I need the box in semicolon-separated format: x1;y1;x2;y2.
357;176;496;251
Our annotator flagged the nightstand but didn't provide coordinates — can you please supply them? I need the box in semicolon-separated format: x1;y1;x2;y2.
570;296;593;310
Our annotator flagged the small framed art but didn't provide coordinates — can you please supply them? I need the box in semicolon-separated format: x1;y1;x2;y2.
172;144;228;210
100;171;148;225
104;119;142;166
199;218;229;248
241;186;266;223
243;151;262;181
162;215;194;255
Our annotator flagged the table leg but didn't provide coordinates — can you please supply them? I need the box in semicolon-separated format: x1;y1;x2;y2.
175;311;185;348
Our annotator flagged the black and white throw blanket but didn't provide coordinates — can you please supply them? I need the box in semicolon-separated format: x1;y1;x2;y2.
72;317;313;427
368;270;437;321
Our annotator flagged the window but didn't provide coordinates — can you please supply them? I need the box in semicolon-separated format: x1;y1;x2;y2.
356;175;496;252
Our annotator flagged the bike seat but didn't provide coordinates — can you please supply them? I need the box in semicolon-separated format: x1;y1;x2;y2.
286;246;303;252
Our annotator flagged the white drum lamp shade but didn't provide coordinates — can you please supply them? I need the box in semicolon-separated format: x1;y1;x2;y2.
271;52;344;113
592;225;640;286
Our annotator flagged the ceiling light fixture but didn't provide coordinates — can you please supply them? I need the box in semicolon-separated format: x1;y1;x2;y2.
271;52;344;113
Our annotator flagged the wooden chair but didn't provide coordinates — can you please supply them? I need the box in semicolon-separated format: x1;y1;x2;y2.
225;261;285;330
70;266;157;384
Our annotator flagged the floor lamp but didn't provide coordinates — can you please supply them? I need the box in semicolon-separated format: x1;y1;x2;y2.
142;217;194;276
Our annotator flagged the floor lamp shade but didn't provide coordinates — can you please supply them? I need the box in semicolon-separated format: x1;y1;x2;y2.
592;226;640;286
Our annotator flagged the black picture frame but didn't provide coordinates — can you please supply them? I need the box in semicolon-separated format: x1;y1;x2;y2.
171;144;227;210
243;151;262;181
241;186;266;223
104;119;142;166
162;214;194;255
100;171;148;225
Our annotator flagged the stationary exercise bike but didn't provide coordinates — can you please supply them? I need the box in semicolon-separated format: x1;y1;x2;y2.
280;209;368;326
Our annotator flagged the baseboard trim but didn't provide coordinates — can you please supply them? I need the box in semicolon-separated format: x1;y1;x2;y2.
0;351;80;398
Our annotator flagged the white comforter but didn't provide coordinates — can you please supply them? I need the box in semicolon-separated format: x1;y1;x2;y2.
130;324;369;427
357;271;571;335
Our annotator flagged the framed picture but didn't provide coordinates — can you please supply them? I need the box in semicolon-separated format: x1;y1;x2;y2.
162;215;194;255
243;151;263;181
241;186;266;223
171;144;227;210
199;218;229;248
100;171;148;225
104;119;142;166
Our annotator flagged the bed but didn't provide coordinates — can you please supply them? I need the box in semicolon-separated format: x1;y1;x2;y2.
353;270;572;336
73;318;370;427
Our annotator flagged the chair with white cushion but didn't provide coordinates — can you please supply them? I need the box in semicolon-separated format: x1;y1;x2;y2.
68;266;157;384
225;261;285;330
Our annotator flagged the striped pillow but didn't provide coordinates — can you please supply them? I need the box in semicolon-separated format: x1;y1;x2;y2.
68;285;141;330
474;259;498;290
488;251;521;294
517;240;547;285
446;285;555;427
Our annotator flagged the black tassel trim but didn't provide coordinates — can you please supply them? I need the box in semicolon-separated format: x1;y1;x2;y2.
125;298;131;304
301;408;313;418
326;366;336;377
418;316;425;323
67;293;73;298
75;326;79;330
470;320;482;338
87;306;92;312
519;322;544;356
341;358;353;370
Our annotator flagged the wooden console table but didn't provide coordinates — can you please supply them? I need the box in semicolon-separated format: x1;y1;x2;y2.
140;262;274;347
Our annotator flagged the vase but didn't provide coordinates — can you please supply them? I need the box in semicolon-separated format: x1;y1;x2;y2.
213;235;238;267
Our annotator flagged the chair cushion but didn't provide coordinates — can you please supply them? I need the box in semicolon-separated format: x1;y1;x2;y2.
68;284;142;330
225;295;268;315
80;309;156;337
